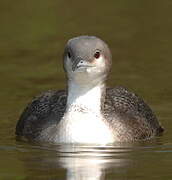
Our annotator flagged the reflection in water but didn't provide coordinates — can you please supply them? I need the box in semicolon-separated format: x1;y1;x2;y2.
17;143;132;180
61;154;106;180
58;145;130;180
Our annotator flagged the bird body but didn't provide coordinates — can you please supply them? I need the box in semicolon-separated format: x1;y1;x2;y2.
16;36;164;144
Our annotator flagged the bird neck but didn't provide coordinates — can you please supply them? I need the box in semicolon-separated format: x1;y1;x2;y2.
66;80;106;113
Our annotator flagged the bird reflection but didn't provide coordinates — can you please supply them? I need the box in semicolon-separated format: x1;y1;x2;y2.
57;145;130;180
16;142;132;180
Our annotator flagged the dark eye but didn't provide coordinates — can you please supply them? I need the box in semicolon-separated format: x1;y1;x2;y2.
94;51;100;59
67;52;71;58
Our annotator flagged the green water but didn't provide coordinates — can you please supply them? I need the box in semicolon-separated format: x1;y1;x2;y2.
0;0;172;179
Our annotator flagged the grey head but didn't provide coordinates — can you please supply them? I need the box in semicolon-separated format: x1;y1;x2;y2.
63;36;112;86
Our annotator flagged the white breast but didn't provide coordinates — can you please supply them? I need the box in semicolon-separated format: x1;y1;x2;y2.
56;107;114;144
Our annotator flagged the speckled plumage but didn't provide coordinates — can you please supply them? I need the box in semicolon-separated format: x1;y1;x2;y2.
16;87;163;142
16;35;164;143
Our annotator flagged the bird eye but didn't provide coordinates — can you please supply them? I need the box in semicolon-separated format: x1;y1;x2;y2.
94;51;100;59
67;52;71;58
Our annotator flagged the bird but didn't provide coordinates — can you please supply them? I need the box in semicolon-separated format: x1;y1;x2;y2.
16;35;164;144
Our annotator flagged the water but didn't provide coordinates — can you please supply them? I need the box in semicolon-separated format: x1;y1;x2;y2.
0;0;172;179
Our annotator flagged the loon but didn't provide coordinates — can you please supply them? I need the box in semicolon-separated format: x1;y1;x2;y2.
16;36;164;144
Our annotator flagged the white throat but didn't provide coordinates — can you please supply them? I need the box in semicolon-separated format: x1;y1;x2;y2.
66;81;105;113
55;81;114;144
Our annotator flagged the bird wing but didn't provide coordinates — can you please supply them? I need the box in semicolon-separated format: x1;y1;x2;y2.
104;86;164;141
16;90;67;139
